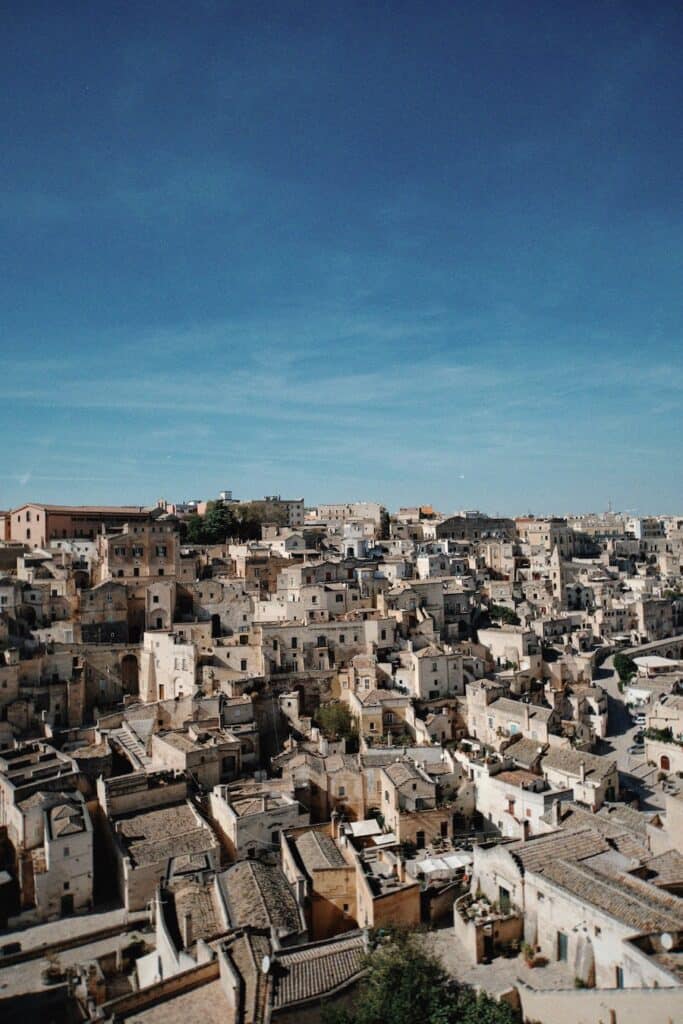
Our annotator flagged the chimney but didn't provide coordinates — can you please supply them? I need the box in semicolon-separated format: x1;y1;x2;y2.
524;705;530;730
551;799;562;827
182;911;193;949
579;761;586;783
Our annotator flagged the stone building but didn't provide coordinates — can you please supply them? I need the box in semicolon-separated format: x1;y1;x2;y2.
9;503;155;548
95;517;180;582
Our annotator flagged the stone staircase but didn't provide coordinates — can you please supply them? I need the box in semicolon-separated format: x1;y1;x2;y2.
111;722;152;770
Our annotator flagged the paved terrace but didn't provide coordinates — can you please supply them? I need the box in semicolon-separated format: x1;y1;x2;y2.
425;925;575;995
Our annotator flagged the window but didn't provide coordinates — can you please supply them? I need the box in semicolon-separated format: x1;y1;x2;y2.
240;659;247;671
156;545;167;557
63;847;70;857
291;637;298;649
158;568;164;576
380;629;387;640
63;881;70;890
339;634;345;644
133;567;140;577
153;595;159;604
338;786;346;797
615;966;624;989
557;932;568;962
335;594;343;603
343;903;349;913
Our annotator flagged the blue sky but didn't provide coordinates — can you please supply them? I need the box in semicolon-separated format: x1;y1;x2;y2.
1;2;682;515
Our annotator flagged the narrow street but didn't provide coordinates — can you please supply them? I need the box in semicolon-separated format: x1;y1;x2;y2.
593;655;664;813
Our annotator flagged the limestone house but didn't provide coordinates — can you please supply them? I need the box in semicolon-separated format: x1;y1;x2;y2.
32;793;93;920
467;682;557;750
470;827;683;988
95;517;180;582
281;823;358;940
541;747;618;809
209;782;308;859
393;644;465;700
645;694;683;774
139;630;197;702
108;798;221;911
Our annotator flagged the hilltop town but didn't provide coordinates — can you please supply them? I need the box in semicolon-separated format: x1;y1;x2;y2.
0;494;682;1023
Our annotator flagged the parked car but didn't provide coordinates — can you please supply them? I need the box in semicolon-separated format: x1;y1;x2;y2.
634;714;646;727
628;744;644;755
633;730;644;744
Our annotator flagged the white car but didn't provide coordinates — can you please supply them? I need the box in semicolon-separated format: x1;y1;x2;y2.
634;714;646;727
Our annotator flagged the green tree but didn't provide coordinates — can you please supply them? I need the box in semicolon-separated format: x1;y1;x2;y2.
323;931;517;1024
489;604;521;626
184;513;208;544
202;501;236;543
315;703;359;744
233;502;267;540
614;652;637;683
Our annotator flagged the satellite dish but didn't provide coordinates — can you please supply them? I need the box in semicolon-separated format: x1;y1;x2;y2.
261;955;271;975
661;933;674;951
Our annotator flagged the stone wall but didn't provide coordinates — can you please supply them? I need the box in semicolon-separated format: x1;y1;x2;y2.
518;982;683;1024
